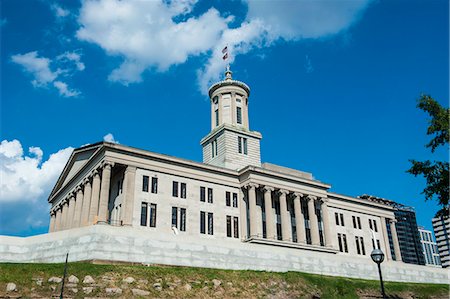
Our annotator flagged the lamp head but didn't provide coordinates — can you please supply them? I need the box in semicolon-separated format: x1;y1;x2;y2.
371;248;385;264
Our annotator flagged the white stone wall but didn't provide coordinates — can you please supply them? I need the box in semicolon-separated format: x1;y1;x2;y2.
0;225;448;284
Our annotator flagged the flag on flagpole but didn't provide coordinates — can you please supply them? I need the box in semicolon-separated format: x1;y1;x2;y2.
222;53;228;60
222;46;228;54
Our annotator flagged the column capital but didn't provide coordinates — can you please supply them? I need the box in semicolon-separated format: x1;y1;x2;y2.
75;186;83;193
92;169;100;177
320;197;330;203
245;183;259;190
100;160;115;169
82;177;90;186
263;186;274;193
307;195;317;201
67;193;75;200
278;189;289;195
389;218;397;224
125;165;137;173
293;192;304;199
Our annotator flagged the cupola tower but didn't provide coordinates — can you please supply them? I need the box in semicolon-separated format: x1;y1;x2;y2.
200;66;262;170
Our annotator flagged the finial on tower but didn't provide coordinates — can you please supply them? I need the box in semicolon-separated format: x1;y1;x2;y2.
225;64;232;80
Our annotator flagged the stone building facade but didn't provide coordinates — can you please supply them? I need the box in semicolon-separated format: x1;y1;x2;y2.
46;67;406;265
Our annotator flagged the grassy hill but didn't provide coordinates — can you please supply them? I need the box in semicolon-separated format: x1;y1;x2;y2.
0;262;448;298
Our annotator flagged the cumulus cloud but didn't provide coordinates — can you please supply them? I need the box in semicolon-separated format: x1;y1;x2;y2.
76;0;372;93
0;139;73;203
11;51;84;97
103;133;119;144
51;4;70;18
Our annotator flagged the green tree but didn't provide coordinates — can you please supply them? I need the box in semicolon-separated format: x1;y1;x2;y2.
407;94;449;217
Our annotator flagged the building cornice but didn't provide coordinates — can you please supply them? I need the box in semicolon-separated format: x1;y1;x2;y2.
200;123;262;145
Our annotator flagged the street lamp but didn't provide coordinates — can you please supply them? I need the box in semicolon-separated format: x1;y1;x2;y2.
370;248;386;299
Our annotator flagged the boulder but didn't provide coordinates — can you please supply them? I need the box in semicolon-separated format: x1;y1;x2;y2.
48;277;62;283
132;288;150;296
83;287;94;294
212;279;222;288
105;287;122;295
184;283;192;291
68;275;79;284
122;276;135;284
153;283;162;291
83;275;95;284
6;283;17;292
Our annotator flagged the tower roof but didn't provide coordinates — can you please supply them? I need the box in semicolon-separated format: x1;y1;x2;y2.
208;66;250;98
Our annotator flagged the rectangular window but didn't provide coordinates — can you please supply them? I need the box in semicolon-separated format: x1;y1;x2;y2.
357;217;362;229
215;109;219;126
211;140;218;158
369;219;373;230
200;211;206;234
233;216;239;238
338;233;343;252
238;137;242;153
200;186;206;202
180;183;187;199
226;191;231;206
373;220;378;232
376;239;381;250
372;238;376;249
151;177;158;194
140;202;148;226
172;207;178;228
360;237;366;255
335;213;339;226
180;208;186;231
355;236;361;255
232;193;238;208
343;234;348;252
352;216;357;229
172;181;178;197
208;212;214;235
226;215;232;237
236;107;242;124
340;213;345;226
142;176;149;192
207;188;213;203
149;204;157;227
243;138;248;155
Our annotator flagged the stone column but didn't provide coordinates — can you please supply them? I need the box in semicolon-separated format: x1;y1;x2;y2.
239;188;247;239
73;186;84;228
49;212;56;233
390;219;402;262
98;161;113;224
307;196;320;246
320;198;333;247
67;194;76;230
279;189;292;242
89;170;101;224
263;186;276;240
380;217;392;260
293;193;305;243
80;178;92;226
54;207;61;231
247;183;260;238
122;166;137;226
61;200;69;230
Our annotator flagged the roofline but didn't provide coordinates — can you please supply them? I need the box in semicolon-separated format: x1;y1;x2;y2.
328;192;395;211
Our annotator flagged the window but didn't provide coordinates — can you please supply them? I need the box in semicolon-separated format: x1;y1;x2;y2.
172;181;178;197
211;140;218;158
376;239;380;250
208;212;214;235
181;183;187;199
233;216;239;238
353;216;361;229
200;211;206;234
172;207;178;228
149;204;157;227
360;237;366;255
372;238;376;249
373;220;378;232
369;219;373;230
143;176;149;192
357;217;362;229
140;202;148;226
238;136;248;155
355;236;365;255
335;213;339;225
215;109;219;126
227;216;232;237
207;188;213;203
236;107;242;124
340;213;345;226
338;233;343;252
343;234;348;252
226;192;231;207
355;236;361;255
352;216;357;229
338;233;348;252
232;193;238;208
180;208;186;231
200;187;206;202
151;177;158;194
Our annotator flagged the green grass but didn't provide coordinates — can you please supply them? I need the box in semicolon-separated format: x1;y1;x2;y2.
0;262;448;298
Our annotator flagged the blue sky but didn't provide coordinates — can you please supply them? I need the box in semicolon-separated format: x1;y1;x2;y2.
0;0;448;237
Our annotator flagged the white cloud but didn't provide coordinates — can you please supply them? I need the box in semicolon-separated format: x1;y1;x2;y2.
0;139;73;203
76;0;372;93
103;133;119;144
11;51;84;97
51;4;70;18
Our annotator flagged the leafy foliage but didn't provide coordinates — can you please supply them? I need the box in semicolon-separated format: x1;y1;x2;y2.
407;95;449;217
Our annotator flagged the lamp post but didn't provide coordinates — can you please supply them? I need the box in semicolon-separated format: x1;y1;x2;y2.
370;248;386;299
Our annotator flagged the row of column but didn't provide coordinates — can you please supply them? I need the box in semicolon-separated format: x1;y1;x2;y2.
49;161;114;232
245;183;332;247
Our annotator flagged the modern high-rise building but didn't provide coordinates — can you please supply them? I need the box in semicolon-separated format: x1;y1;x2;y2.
432;215;450;268
359;195;425;265
418;226;441;267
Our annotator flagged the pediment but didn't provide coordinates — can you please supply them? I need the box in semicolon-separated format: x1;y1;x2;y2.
48;142;103;201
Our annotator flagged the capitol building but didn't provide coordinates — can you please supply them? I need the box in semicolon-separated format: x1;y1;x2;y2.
1;67;447;284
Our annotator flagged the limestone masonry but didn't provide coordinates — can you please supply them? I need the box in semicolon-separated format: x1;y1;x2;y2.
1;67;448;284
